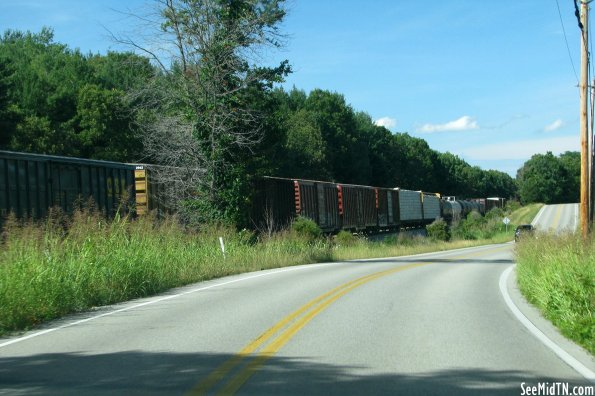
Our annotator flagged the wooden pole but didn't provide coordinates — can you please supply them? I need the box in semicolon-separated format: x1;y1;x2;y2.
580;0;590;238
587;78;595;221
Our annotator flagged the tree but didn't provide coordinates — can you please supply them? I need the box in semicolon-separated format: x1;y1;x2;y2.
123;0;290;224
517;152;570;204
283;109;329;180
558;151;580;202
0;29;147;162
302;90;370;184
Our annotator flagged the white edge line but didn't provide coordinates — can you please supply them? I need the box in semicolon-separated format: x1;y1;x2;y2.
0;263;327;349
499;265;595;383
531;205;546;227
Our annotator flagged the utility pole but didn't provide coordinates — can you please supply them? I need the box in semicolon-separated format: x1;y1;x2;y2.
580;0;590;239
590;78;595;222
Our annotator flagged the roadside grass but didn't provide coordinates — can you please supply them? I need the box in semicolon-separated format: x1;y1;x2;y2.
332;232;511;261
0;204;522;337
0;209;335;336
515;233;595;355
508;203;543;227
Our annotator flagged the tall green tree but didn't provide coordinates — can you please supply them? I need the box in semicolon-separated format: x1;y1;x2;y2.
127;0;290;224
558;151;580;202
0;28;148;161
517;152;570;204
302;90;370;184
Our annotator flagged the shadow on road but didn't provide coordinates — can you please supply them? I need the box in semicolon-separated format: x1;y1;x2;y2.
0;350;586;395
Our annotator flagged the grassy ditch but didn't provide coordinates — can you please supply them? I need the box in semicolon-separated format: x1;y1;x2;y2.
515;233;595;355
508;202;543;226
1;207;520;337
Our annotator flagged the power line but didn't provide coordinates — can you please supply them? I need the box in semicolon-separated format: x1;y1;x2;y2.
558;0;579;82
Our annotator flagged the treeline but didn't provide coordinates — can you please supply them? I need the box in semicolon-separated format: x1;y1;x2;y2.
0;16;520;225
0;28;151;161
269;88;516;198
0;32;515;186
517;151;579;204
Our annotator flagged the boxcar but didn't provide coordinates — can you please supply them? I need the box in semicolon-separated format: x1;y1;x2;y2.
340;184;376;230
422;193;441;222
296;179;340;232
0;150;135;223
376;187;400;229
251;176;296;231
131;164;181;217
397;188;424;225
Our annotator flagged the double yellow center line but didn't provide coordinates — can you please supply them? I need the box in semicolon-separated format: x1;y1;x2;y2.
187;245;510;395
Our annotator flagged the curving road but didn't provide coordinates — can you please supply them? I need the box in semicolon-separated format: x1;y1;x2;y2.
1;241;593;395
531;203;579;234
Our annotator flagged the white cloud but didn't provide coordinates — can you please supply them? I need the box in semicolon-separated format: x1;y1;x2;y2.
544;119;564;132
418;115;478;133
375;117;396;129
462;136;579;160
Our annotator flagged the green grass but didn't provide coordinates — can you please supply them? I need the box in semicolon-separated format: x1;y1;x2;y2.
508;202;543;227
0;203;538;337
515;233;595;354
0;209;333;335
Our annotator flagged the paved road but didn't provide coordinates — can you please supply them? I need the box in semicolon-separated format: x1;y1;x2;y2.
1;243;592;395
531;203;579;234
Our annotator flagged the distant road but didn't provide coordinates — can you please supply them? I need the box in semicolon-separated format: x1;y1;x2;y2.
531;203;579;234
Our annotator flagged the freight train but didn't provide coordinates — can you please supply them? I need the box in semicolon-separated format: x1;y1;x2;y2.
1;150;487;232
251;176;484;233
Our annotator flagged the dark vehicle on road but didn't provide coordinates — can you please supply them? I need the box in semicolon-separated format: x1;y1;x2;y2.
515;224;534;242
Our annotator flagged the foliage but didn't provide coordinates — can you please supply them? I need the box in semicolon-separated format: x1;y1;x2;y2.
0;28;148;161
334;230;358;246
426;218;451;241
516;234;595;354
451;209;505;240
271;87;517;199
1;207;516;336
0;24;521;229
125;0;291;225
516;151;579;204
290;216;322;241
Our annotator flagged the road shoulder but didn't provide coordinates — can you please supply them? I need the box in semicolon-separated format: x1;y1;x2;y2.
503;265;595;382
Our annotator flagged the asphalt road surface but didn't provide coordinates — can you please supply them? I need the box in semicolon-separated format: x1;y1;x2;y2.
531;203;579;234
1;241;593;395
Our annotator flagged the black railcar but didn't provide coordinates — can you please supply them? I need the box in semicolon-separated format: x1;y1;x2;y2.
251;176;297;231
0;150;135;223
251;177;341;233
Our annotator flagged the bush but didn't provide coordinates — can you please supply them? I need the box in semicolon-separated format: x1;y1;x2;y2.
335;230;357;246
426;218;450;241
291;216;322;241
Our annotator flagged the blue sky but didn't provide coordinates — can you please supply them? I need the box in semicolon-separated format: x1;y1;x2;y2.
0;0;586;176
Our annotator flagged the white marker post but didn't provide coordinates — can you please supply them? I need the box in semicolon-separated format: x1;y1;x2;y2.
503;217;510;233
219;237;226;259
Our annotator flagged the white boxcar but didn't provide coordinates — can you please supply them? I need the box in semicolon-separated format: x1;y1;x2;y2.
422;194;441;221
398;189;423;222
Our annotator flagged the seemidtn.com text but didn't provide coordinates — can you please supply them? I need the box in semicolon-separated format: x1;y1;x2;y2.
520;382;594;396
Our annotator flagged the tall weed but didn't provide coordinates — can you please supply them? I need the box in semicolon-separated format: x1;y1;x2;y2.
516;234;595;354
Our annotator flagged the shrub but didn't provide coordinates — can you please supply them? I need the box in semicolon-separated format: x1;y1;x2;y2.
335;230;357;246
426;218;450;241
291;216;322;241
